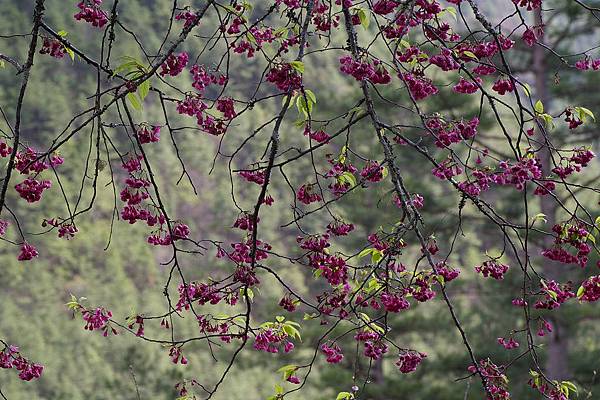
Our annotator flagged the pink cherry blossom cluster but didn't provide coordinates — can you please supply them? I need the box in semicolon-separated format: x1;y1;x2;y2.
253;328;295;354
497;337;519;350
396;350;427;373
40;37;66;58
304;125;330;143
135;125;161;144
74;0;108;28
160;52;189;77
360;160;385;182
82;307;117;336
297;183;322;204
579;276;600;302
426;116;479;148
475;260;510;280
468;359;511;400
354;330;388;360
321;342;344;363
0;345;43;381
534;280;576;310
325;155;358;196
339;56;391;84
266;63;303;92
542;222;591;267
326;220;354;236
12;147;63;204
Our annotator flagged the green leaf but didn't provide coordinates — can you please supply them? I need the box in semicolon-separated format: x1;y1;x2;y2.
113;61;138;76
587;233;596;244
523;83;532;97
534;100;544;114
371;249;383;264
274;27;289;38
304;89;317;104
365;278;382;293
282;324;301;341
359;312;371;322
358;248;374;258
575;106;595;122
462;51;478;60
357;8;370;29
303;312;317;320
435;274;445;285
57;30;68;37
66;293;85;310
577;285;585;299
445;6;457;20
531;213;547;224
338;171;357;187
243;0;253;12
296;96;311;119
223;4;242;15
370;323;385;334
240;287;254;301
381;166;389;179
562;380;578;393
541;113;554;129
246;32;257;45
277;364;298;380
127;92;142;111
289;61;304;74
65;47;75;61
138;79;150;101
0;60;5;69
112;56;147;77
336;392;354;400
284;93;296;109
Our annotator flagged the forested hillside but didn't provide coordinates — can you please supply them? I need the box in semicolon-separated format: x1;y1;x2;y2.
1;0;599;399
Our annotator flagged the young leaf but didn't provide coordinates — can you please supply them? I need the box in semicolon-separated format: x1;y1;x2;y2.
138;79;150;101
534;100;544;114
462;51;478;60
358;248;374;258
445;6;457;20
127;92;142;111
371;249;383;264
531;213;547;224
304;89;317;104
338;171;357;187
65;47;75;61
289;61;304;74
358;8;370;29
